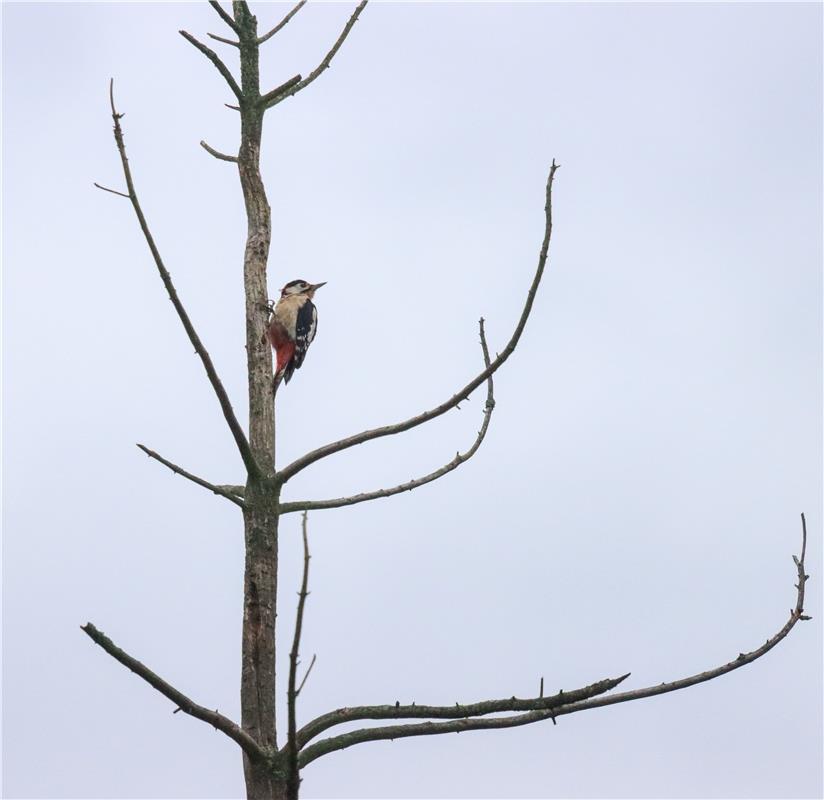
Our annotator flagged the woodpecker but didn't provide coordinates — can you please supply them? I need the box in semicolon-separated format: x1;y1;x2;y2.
266;279;326;387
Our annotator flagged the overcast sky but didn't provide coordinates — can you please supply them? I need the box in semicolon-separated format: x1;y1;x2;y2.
3;2;822;798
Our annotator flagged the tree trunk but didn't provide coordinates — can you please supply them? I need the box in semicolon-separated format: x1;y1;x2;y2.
241;485;281;798
234;4;281;797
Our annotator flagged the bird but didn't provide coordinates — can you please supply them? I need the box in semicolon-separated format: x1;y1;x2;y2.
266;279;326;388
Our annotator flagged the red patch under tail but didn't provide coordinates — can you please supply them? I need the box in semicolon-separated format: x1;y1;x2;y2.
276;342;295;376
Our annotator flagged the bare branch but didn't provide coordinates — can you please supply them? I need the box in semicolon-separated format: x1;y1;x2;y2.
93;182;131;199
548;513;812;720
265;1;368;110
81;623;264;761
297;675;628;766
207;32;240;48
297;514;811;767
179;30;243;101
279;318;495;514
286;513;312;798
104;81;258;477
208;1;240;34
296;654;317;697
300;712;564;768
258;0;306;45
277;161;559;484
260;74;303;109
136;444;246;507
298;676;626;749
200;140;239;162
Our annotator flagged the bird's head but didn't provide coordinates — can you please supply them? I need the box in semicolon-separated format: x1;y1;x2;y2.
281;279;327;299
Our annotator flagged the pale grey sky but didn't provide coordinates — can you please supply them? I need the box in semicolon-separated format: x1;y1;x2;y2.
2;2;822;798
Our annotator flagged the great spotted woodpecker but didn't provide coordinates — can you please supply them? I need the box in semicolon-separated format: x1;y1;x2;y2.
266;279;326;386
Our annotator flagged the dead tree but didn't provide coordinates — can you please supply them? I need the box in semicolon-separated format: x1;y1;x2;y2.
85;3;812;799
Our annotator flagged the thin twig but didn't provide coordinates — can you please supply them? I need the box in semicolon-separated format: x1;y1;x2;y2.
286;513;312;798
208;32;240;48
265;1;368;110
81;623;264;761
104;80;258;477
297;675;628;765
93;182;131;199
208;1;240;34
296;654;317;697
277;160;559;484
200;140;239;162
279;319;495;514
136;444;246;507
179;30;243;101
258;0;306;45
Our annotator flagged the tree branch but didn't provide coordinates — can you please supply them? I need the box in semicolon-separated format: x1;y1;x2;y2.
81;622;265;761
296;654;317;697
103;81;258;478
259;74;303;109
136;444;246;507
207;32;240;48
279;318;495;514
286;513;312;797
298;514;810;766
93;181;131;199
547;513;812;719
277;160;559;484
265;1;368;110
200;140;239;162
297;675;628;766
258;0;306;45
179;30;243;101
208;1;241;34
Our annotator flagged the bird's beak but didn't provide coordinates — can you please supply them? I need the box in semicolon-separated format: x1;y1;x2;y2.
311;282;327;292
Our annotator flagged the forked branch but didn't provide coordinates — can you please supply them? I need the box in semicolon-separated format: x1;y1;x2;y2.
81;623;264;761
100;81;257;477
279;318;495;514
298;675;627;767
277;160;560;484
296;514;811;767
297;674;628;751
264;1;368;110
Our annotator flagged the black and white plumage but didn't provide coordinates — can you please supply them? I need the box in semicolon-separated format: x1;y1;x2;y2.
266;279;326;386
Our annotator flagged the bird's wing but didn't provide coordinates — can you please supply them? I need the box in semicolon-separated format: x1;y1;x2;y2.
291;299;318;371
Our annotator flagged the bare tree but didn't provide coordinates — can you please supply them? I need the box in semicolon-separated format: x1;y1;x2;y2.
84;4;812;799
